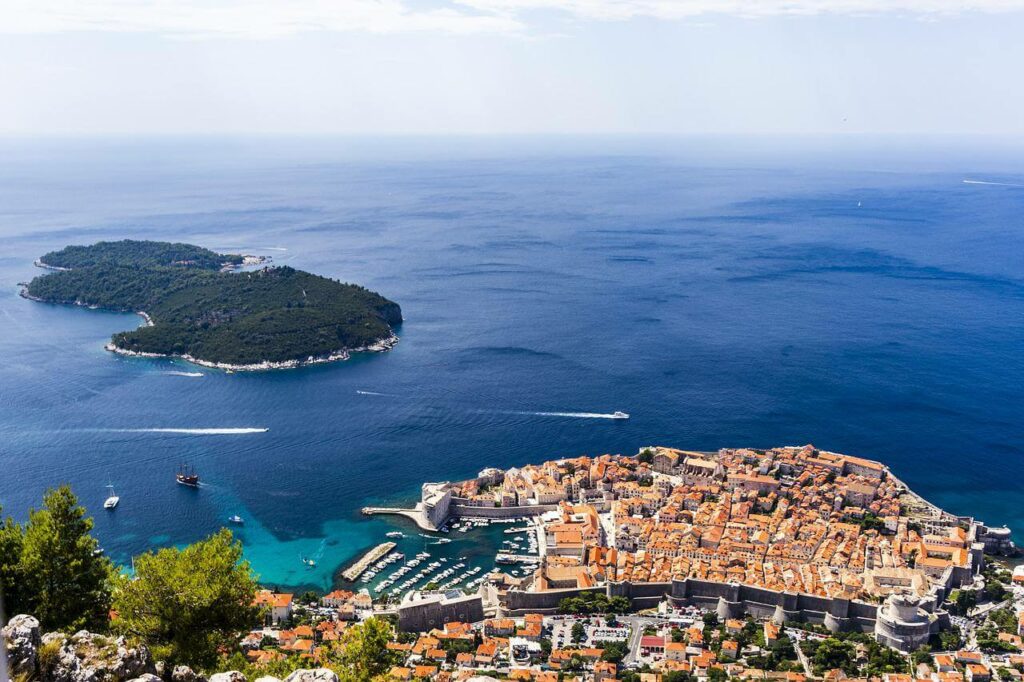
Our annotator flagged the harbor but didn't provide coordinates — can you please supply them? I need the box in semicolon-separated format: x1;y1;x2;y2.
343;515;542;602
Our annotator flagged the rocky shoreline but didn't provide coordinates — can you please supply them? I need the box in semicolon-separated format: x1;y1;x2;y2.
104;333;399;372
33;259;71;271
19;287;154;329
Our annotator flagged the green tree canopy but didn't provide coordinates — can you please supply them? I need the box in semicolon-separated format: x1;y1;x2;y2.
0;507;24;615
18;486;113;631
333;617;397;680
112;528;259;668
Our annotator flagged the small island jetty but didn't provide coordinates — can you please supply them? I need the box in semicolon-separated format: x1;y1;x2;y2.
341;541;396;582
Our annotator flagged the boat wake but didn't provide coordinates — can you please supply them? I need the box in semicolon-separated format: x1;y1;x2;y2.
163;371;204;377
105;427;268;435
507;411;628;420
963;179;1024;188
356;390;391;396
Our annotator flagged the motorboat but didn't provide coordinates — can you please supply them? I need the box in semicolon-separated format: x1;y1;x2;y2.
228;515;244;524
611;411;630;419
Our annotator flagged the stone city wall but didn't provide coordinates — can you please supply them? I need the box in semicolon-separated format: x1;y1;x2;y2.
449;499;560;520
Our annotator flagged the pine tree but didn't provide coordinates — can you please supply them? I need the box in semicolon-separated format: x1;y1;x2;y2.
0;507;24;616
112;529;259;668
18;486;113;631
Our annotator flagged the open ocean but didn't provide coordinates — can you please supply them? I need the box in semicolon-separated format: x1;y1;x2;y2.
0;136;1021;592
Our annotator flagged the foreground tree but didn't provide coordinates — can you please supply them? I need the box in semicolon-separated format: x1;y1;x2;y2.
18;486;113;631
333;617;397;680
112;529;259;668
0;508;24;615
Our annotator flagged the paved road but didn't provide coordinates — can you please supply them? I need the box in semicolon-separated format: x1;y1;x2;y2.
620;615;657;665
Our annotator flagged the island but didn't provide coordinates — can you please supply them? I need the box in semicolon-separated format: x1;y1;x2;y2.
22;239;402;370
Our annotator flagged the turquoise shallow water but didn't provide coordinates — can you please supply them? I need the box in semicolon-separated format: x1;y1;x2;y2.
0;136;1022;592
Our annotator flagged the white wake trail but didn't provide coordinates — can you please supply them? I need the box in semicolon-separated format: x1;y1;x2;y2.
963;179;1024;188
104;427;268;435
163;371;204;377
506;411;624;420
356;390;391;396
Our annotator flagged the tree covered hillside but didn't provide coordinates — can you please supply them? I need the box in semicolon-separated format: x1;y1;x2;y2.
38;239;243;270
25;240;402;367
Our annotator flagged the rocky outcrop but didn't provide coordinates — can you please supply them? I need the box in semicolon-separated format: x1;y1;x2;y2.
283;669;339;682
1;614;42;676
172;665;206;682
2;615;156;682
209;672;246;682
254;676;283;682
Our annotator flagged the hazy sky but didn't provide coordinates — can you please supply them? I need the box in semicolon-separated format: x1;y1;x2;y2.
2;1;1023;135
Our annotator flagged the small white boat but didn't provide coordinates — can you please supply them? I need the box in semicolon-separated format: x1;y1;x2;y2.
228;515;244;524
611;411;630;419
386;531;404;538
103;484;119;510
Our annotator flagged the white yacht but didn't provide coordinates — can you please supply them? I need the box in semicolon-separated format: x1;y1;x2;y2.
611;411;630;419
103;484;119;510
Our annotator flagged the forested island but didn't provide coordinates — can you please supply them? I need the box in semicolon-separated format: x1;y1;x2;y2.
23;240;402;369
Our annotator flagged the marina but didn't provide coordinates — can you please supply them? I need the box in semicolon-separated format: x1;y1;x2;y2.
347;515;543;601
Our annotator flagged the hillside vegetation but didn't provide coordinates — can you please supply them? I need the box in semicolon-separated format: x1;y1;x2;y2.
26;240;402;367
38;239;243;270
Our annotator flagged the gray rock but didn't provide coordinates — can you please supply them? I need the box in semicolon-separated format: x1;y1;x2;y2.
1;614;42;676
41;631;156;682
209;672;247;682
128;675;163;682
254;676;283;682
172;665;207;682
283;669;339;682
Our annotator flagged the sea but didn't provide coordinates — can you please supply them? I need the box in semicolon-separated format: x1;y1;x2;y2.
0;135;1021;593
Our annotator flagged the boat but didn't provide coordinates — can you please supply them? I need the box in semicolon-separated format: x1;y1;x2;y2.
176;464;200;487
228;515;244;524
611;411;629;419
103;484;119;510
385;531;404;538
300;555;317;568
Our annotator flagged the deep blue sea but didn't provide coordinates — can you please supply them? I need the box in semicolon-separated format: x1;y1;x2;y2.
1;136;1021;592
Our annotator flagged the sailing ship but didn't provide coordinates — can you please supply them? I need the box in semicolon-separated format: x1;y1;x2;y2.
176;464;200;487
103;484;120;510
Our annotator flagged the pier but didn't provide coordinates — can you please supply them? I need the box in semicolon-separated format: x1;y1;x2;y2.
495;553;541;564
342;541;396;582
361;506;437;531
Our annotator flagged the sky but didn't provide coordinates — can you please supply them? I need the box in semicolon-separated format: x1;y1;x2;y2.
1;1;1023;135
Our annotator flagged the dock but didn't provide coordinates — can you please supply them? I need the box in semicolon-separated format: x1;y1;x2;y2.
495;553;541;565
341;541;396;582
361;505;437;531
